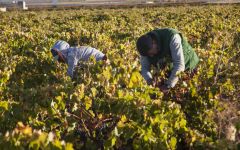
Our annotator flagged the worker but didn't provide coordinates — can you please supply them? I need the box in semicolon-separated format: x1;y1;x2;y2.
136;28;199;93
51;40;107;80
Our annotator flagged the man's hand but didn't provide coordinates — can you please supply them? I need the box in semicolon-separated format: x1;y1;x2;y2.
147;79;154;86
102;55;110;65
104;59;110;65
158;84;170;94
102;55;107;61
148;79;170;93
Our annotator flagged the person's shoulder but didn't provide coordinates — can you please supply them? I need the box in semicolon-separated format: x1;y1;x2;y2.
67;47;75;52
69;46;84;51
73;46;95;56
81;46;97;52
76;46;91;51
67;47;78;55
81;46;91;48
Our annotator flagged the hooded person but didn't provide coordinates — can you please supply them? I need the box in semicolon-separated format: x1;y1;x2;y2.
136;28;199;92
51;40;107;79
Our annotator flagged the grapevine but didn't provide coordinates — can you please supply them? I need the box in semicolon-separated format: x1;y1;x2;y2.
0;4;239;150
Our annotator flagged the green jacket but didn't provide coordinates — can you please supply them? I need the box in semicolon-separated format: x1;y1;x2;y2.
147;28;199;70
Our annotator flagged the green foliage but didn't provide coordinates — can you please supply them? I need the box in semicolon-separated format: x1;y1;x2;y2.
0;5;239;150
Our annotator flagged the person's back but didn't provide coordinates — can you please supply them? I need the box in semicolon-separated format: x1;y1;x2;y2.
67;46;105;61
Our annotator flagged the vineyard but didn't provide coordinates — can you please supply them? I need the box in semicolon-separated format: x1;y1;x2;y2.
0;4;240;150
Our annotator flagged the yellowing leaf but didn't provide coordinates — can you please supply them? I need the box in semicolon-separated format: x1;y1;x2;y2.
22;126;32;136
84;96;92;110
0;101;9;111
169;137;177;149
17;122;25;128
121;115;127;122
65;143;74;150
91;87;97;97
179;118;187;127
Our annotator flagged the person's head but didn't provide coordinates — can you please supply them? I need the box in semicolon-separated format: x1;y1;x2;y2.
51;40;70;63
51;48;65;63
136;34;159;57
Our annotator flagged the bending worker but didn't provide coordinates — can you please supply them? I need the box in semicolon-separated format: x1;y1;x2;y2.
136;28;199;92
51;40;107;79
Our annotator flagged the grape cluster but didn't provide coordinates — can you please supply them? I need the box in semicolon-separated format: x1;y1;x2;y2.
75;124;87;142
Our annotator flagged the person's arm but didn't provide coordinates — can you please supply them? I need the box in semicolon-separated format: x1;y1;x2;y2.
91;48;105;61
67;52;78;79
140;56;153;85
165;34;185;88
